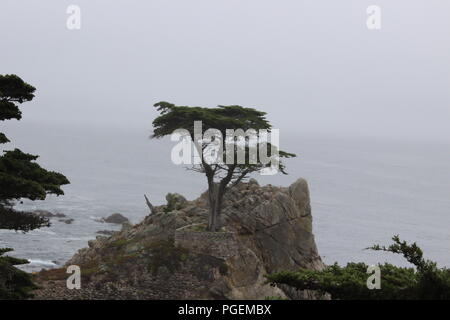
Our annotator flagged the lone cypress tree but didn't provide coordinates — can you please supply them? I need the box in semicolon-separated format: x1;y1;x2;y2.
152;101;295;231
0;74;70;299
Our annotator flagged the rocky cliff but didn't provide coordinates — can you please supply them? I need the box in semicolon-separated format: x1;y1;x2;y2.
34;178;324;300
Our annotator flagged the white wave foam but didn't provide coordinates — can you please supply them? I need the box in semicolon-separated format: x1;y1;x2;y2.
27;229;57;236
28;259;57;267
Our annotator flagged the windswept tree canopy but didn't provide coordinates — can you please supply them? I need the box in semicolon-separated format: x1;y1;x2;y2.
152;101;272;138
152;101;296;179
0;74;35;120
0;74;35;144
0;149;69;203
0;74;69;232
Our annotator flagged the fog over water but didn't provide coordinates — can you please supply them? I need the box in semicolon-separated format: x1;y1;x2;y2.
0;1;449;270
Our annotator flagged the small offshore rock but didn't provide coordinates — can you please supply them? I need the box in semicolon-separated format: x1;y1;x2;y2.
53;212;66;218
102;213;129;224
59;218;74;224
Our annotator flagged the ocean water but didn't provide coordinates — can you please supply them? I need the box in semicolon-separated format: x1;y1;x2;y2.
1;122;449;271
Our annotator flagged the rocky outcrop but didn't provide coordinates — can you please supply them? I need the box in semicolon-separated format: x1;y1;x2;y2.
35;178;324;300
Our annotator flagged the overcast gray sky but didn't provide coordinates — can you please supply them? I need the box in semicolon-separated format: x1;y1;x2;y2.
1;0;449;141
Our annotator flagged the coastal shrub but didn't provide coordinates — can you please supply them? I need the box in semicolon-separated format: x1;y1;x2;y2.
110;238;132;249
266;236;450;300
146;240;189;276
164;193;187;213
0;248;37;299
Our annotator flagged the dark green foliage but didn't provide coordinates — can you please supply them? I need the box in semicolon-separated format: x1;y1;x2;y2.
0;149;69;202
0;248;37;299
0;74;35;146
267;262;418;300
0;74;70;299
0;132;9;144
152;101;296;175
266;236;450;300
152;102;272;139
0;74;35;122
0;206;50;232
368;235;434;273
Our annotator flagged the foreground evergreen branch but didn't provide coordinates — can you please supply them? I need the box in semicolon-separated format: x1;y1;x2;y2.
0;248;37;299
266;236;450;300
0;206;50;233
0;74;70;299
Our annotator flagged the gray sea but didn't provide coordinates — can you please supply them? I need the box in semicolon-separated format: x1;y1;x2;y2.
1;122;449;272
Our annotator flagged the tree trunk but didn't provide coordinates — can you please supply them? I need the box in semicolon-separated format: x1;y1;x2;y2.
207;183;224;232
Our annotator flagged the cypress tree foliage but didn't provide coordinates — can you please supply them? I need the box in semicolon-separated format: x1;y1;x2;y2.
0;248;38;300
266;236;450;300
0;74;70;299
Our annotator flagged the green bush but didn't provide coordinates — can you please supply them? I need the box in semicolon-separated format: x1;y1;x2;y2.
0;248;37;300
266;236;450;300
